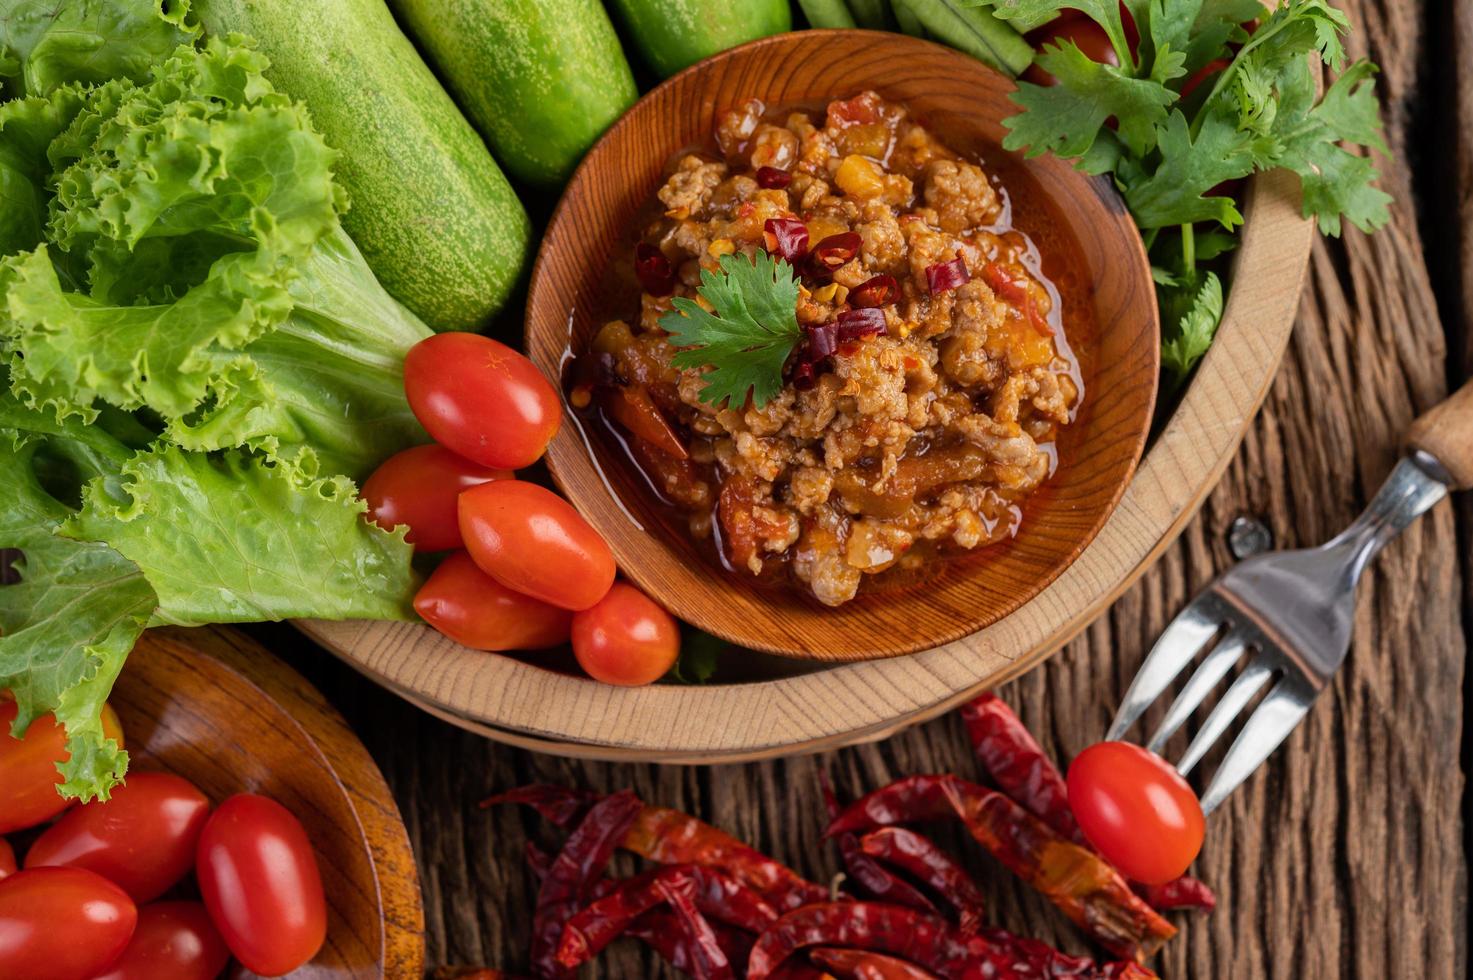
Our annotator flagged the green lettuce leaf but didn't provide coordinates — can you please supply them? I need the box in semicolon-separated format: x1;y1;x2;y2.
0;391;153;801
0;0;197;98
0;89;87;257
62;445;418;624
0;37;431;478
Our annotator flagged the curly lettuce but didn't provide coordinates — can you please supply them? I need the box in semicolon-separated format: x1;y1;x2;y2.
0;34;428;800
0;0;198;98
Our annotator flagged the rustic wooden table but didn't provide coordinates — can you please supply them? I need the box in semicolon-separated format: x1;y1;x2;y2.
265;1;1470;975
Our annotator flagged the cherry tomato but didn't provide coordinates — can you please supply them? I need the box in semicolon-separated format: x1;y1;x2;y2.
0;839;14;882
571;583;681;686
458;480;616;611
1023;12;1119;87
0;867;137;979
403;333;561;469
361;444;511;551
1180;56;1230;99
414;551;573;651
196;794;326;977
0;699;125;834
91;901;229;980
25;771;210;903
1067;741;1206;885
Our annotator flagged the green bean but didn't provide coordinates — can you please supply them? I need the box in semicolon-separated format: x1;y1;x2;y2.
845;0;894;30
896;0;1033;75
890;0;927;37
799;0;857;28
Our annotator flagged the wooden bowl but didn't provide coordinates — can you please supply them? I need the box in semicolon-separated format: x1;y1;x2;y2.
300;161;1312;761
524;30;1159;658
108;627;424;979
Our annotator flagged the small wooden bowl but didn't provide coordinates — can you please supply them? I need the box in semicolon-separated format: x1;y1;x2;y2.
526;30;1158;658
109;627;424;979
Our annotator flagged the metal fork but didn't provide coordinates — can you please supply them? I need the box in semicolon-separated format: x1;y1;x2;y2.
1107;380;1473;814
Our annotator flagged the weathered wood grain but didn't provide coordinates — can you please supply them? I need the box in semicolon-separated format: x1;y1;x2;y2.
266;0;1467;976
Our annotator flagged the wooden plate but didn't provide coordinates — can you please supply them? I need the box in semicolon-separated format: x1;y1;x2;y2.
109;627;424;978
298;78;1314;764
524;30;1159;658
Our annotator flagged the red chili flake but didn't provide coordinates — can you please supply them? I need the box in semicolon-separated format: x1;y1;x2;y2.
805;323;837;359
737;201;756;219
635;243;676;296
808;232;862;276
762;218;810;263
850;274;899;309
789;359;817;390
835;307;886;343
925;257;970;295
756;166;792;189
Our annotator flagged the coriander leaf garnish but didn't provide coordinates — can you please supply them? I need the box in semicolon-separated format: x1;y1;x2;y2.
659;250;802;409
1161;270;1223;385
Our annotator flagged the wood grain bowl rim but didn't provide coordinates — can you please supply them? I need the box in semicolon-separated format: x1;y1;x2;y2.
296;138;1314;763
523;30;1159;658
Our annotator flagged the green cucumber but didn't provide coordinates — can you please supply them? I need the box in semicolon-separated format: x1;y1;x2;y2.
389;0;637;187
607;0;792;78
896;0;1033;76
194;0;532;332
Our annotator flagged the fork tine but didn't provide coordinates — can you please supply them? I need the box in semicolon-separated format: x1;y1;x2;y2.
1146;631;1249;753
1199;677;1315;815
1106;602;1220;741
1174;657;1274;776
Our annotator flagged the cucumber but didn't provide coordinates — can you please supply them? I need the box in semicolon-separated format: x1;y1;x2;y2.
194;0;532;332
607;0;792;78
388;0;637;187
847;0;895;31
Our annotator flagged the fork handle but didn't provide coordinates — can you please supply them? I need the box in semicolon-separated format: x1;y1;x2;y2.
1407;378;1473;490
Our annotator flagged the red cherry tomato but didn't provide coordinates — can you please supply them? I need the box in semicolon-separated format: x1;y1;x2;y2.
25;771;210;903
0;839;14;882
196;794;326;977
1067;741;1206;885
571;583;681;686
1023;12;1119;87
414;551;573;651
403;333;561;469
361;443;510;551
458;480;616;611
91;901;229;980
0;700;125;834
1180;56;1230;99
0;867;137;979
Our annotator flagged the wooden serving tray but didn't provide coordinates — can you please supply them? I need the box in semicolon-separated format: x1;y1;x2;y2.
300;166;1313;764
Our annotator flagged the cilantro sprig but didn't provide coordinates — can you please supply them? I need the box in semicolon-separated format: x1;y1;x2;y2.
659;250;802;409
970;0;1392;383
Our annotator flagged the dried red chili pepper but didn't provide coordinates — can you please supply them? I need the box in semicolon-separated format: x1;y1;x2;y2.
525;841;553;883
757;166;793;189
857;828;986;933
980;261;1052;336
821;774;937;915
976;927;1158;980
1135;877;1216;913
808;232;862;278
962;694;1215;914
636;242;677;296
924;258;970;295
530;790;643;978
835;308;886;343
825;775;1175;962
557;866;737;978
850;274;899;309
763;218;810;263
806;322;838;359
789;357;817;389
809;947;942;979
623;804;830;912
482;784;596;827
